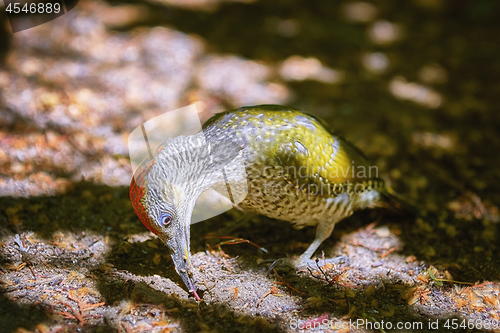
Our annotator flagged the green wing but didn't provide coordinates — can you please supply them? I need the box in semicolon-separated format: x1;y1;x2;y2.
203;105;377;193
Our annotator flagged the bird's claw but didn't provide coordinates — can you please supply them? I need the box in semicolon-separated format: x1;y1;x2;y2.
298;255;350;269
268;258;294;272
266;255;350;274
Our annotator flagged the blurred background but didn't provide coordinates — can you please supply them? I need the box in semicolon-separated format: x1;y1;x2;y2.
1;0;499;203
0;0;500;331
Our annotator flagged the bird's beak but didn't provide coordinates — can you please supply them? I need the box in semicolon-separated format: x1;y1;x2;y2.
166;224;201;301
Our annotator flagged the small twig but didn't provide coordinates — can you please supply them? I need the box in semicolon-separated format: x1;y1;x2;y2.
438;279;473;285
256;291;272;307
307;266;328;282
55;301;83;324
315;258;333;284
28;264;36;280
428;268;473;287
365;221;378;231
206;236;268;253
226;286;239;300
273;269;307;296
380;247;396;258
40;259;50;268
308;261;355;288
55;292;105;326
256;286;279;307
216;245;232;272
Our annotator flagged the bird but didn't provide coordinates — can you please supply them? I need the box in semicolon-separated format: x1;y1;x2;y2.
129;104;400;300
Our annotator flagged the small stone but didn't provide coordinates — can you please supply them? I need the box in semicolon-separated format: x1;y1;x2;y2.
375;226;390;238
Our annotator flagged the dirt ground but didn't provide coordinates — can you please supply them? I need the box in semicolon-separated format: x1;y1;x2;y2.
1;184;500;333
1;0;500;332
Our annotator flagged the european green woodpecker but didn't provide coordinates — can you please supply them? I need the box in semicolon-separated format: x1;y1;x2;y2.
130;105;397;300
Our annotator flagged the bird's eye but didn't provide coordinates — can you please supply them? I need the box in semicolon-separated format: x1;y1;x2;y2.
160;213;172;226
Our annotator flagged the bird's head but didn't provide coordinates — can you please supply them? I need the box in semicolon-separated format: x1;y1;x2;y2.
129;135;215;300
130;171;200;299
129;134;241;300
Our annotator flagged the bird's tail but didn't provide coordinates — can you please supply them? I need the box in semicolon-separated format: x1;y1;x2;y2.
378;185;417;216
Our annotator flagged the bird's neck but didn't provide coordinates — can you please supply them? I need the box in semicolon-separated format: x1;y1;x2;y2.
156;131;245;205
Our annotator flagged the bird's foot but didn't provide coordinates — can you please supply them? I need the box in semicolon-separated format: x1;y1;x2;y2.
297;255;350;270
267;255;349;273
267;257;296;272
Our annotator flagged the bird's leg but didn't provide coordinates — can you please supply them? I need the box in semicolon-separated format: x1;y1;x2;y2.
268;221;348;272
296;221;350;267
298;221;336;266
